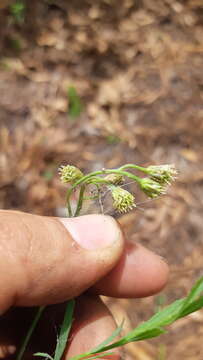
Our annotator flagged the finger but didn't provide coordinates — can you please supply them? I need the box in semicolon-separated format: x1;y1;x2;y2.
91;242;169;298
0;297;120;360
65;294;121;360
0;211;124;313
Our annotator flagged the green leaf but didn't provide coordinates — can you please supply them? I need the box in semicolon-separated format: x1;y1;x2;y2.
17;306;45;360
34;353;54;360
129;328;165;342
123;277;203;342
54;299;75;360
84;352;114;360
178;276;203;317
90;320;124;353
10;1;26;24
33;300;75;360
106;135;121;145
69;321;124;360
130;298;184;333
67;86;83;119
179;297;203;318
70;277;203;360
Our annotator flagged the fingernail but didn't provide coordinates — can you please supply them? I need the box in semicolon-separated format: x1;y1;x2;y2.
59;214;121;250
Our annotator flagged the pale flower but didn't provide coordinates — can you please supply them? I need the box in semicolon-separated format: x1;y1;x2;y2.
58;165;83;184
139;178;167;198
146;164;178;185
104;174;124;185
111;186;136;213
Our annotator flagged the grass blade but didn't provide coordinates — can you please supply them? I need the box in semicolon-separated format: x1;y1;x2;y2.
17;306;45;360
84;352;114;360
178;276;203;316
90;320;124;353
69;322;124;360
34;353;54;360
54;299;75;360
70;277;203;360
67;86;83;119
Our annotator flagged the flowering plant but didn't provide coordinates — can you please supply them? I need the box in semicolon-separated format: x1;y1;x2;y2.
58;163;178;217
17;163;203;360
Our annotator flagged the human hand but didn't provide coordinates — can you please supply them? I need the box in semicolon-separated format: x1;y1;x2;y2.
0;211;168;359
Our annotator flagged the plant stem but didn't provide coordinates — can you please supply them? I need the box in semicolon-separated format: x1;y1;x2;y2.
17;306;45;360
118;164;149;174
66;187;73;217
17;165;144;360
66;169;142;217
74;185;85;217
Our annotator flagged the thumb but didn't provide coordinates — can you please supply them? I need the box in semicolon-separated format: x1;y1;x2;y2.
0;211;123;314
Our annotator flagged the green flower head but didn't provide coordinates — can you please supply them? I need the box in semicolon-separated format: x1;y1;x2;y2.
58;165;83;184
146;164;178;185
139;177;167;198
111;186;136;213
104;174;124;185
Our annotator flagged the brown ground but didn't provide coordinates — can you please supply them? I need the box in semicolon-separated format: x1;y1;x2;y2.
0;1;203;359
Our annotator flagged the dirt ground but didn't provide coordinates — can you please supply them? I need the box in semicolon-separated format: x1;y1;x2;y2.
0;0;203;359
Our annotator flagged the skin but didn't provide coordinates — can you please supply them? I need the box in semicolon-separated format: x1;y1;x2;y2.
0;211;169;359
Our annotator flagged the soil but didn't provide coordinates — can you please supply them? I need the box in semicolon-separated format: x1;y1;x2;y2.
0;1;203;359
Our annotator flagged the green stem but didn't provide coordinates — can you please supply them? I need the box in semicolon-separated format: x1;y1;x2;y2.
74;185;86;217
83;195;99;201
19;167;144;359
66;186;73;217
66;169;142;217
66;178;110;217
90;178;110;185
118;164;149;174
17;306;45;360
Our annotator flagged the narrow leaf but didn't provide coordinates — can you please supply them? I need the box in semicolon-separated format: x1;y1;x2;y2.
178;296;203;319
84;352;114;360
69;322;124;360
34;353;54;360
90;320;124;354
17;306;45;360
130;328;165;341
123;298;184;341
54;299;75;360
67;86;83;119
69;277;203;360
178;276;203;316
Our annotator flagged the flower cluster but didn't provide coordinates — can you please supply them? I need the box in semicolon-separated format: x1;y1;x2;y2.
146;164;178;185
110;186;136;213
139;177;167;198
104;174;124;185
58;165;83;184
59;163;177;217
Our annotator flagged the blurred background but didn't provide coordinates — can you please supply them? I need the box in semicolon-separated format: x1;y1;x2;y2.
0;0;203;359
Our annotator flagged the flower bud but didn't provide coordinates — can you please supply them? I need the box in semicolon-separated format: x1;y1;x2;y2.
104;174;124;185
110;186;136;213
146;164;178;185
58;165;83;184
139;178;167;198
